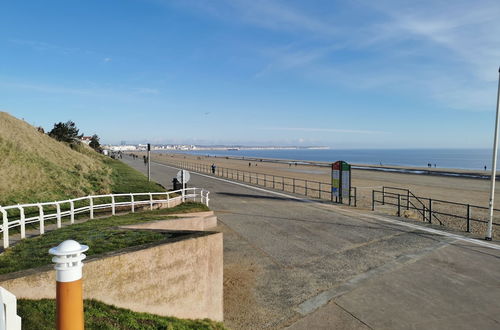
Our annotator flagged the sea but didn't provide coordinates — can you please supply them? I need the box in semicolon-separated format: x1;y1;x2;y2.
156;149;495;171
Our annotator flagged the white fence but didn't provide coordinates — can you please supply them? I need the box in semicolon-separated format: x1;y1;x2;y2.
0;188;210;249
0;287;21;330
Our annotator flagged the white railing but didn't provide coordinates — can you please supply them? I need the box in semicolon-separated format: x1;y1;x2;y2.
0;287;21;330
0;188;210;249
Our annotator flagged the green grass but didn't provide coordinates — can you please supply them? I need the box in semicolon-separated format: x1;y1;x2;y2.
105;157;165;194
18;299;226;330
3;155;166;226
0;202;209;275
0;112;165;206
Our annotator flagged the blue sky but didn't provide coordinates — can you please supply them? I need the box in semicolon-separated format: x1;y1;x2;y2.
1;0;499;148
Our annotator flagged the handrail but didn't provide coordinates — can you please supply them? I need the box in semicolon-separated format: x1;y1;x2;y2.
372;188;500;236
0;187;210;249
382;186;442;223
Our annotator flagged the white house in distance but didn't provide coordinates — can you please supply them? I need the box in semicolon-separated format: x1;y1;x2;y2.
80;136;92;145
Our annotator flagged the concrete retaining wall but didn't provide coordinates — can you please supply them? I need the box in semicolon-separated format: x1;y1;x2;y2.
0;231;223;321
121;211;217;231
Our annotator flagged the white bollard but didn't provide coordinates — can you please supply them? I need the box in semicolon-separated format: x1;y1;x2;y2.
49;240;88;330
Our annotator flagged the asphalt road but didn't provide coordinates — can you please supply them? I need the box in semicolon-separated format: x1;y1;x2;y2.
122;155;500;330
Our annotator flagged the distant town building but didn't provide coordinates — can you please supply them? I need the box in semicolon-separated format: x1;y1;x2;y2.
80;136;92;145
107;145;137;151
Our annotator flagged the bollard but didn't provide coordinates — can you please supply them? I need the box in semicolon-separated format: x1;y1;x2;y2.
49;240;89;330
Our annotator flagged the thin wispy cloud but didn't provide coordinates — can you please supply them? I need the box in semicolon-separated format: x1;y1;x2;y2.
9;39;83;54
0;79;162;102
132;87;160;94
172;0;500;111
10;38;112;64
166;0;337;37
260;127;388;134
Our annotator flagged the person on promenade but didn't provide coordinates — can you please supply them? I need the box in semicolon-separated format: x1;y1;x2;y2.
211;164;216;174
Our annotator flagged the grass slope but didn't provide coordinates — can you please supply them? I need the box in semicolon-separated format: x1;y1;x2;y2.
0;112;111;204
105;157;164;193
0;112;164;206
19;299;226;330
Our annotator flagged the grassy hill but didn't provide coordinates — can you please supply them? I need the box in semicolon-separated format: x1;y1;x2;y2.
0;111;162;205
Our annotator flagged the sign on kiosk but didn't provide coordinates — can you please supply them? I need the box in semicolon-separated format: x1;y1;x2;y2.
331;161;351;203
332;161;341;199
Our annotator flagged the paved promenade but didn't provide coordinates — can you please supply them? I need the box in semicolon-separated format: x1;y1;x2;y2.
122;155;500;330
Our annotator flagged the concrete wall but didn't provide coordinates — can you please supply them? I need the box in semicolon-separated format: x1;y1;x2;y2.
0;231;223;321
121;211;217;231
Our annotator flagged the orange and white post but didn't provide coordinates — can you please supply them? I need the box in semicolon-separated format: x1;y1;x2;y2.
49;240;89;330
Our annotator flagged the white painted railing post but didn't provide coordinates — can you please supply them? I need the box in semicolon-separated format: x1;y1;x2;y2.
167;192;170;208
149;193;153;210
70;200;75;224
56;202;62;228
111;195;115;215
130;194;135;213
18;206;25;239
89;196;94;219
0;287;22;330
1;207;8;249
38;204;45;235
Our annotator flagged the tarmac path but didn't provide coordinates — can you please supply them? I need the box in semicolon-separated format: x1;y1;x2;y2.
122;155;500;330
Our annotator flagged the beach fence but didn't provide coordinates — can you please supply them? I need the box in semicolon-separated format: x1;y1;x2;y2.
163;159;357;206
0;188;210;249
372;186;500;238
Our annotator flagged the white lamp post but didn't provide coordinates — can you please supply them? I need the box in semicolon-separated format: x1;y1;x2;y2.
486;67;500;241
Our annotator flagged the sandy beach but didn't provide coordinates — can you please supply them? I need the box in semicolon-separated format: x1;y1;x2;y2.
135;152;500;238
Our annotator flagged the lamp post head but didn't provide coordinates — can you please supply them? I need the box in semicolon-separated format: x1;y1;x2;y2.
49;240;89;282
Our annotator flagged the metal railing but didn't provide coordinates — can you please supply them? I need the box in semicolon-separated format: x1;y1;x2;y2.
0;188;210;249
164;159;357;207
372;186;500;237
